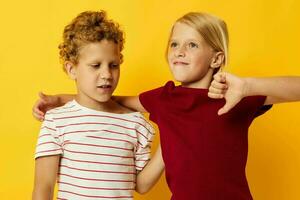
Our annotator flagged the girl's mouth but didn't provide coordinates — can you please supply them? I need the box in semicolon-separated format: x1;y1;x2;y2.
174;61;189;65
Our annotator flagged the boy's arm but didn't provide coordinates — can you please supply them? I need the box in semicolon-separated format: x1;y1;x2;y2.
32;92;75;121
32;155;60;200
135;145;165;194
113;96;147;113
208;73;300;115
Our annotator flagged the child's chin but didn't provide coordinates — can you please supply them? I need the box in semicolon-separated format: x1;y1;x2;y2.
95;95;113;103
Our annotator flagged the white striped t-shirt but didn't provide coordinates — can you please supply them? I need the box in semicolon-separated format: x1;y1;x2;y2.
35;100;155;200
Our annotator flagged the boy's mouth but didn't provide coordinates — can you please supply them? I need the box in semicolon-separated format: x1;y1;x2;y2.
97;84;112;89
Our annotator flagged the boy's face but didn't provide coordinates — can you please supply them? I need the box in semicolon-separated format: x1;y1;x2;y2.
69;40;121;106
167;22;216;87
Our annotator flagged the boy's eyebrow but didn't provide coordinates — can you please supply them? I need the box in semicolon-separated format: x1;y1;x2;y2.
88;58;121;63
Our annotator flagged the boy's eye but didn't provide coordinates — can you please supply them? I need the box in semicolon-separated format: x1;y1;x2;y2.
188;42;198;48
170;42;178;48
110;63;120;68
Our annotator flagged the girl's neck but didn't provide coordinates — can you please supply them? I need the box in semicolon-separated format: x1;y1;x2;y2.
181;68;214;89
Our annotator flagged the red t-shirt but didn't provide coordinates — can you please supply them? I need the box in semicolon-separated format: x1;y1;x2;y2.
139;81;272;200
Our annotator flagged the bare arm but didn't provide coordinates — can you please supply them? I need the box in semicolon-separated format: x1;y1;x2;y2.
32;93;75;121
113;96;147;113
244;77;300;105
208;73;300;115
135;145;165;194
32;155;60;200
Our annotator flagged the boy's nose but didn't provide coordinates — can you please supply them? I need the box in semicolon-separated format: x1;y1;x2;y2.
99;67;112;80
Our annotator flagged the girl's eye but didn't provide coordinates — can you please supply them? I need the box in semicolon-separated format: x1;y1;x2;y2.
170;42;178;48
188;42;198;48
90;64;100;68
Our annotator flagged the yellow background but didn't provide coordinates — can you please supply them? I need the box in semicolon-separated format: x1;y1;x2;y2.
0;0;300;199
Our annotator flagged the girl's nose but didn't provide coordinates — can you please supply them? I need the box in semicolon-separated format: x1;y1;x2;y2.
174;45;186;57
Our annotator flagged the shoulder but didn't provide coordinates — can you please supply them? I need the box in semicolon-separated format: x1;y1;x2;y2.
44;100;80;120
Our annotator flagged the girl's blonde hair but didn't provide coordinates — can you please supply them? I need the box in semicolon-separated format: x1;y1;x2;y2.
168;12;229;67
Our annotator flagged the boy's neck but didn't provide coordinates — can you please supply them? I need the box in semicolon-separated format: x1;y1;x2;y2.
75;94;131;114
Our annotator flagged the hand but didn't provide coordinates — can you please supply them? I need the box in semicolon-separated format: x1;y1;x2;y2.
208;72;247;115
32;92;60;121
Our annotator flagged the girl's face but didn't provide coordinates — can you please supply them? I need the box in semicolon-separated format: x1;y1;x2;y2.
67;40;121;109
167;22;216;88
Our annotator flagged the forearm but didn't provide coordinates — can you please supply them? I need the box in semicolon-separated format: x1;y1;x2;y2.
32;186;54;200
113;96;147;112
136;145;164;194
57;94;75;105
244;76;300;104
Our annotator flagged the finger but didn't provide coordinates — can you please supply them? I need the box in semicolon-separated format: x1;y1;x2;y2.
213;73;223;82
32;111;44;121
208;92;224;99
33;106;45;118
32;99;47;114
209;86;223;95
211;80;228;90
220;72;226;83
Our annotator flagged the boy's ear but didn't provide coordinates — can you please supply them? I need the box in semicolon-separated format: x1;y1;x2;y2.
64;61;77;80
210;52;225;69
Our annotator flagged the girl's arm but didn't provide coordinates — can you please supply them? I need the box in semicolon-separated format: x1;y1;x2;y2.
32;155;60;200
135;145;165;194
32;93;75;121
243;76;300;105
208;72;300;115
32;94;147;121
112;96;147;113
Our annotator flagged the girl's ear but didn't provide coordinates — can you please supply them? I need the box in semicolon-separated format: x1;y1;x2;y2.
64;61;77;80
210;51;225;69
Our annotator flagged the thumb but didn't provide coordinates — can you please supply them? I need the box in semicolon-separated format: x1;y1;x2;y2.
217;101;234;115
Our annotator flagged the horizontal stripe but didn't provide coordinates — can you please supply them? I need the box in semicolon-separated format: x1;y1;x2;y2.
53;114;154;135
64;149;134;159
58;190;133;199
61;157;135;167
63;141;133;151
59;164;136;175
56;122;148;140
59;173;134;183
59;181;134;190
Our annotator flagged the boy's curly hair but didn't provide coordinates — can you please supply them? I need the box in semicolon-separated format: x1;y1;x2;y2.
59;11;124;72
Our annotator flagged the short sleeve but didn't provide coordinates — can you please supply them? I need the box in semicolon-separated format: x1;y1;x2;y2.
134;116;155;171
243;96;272;122
139;83;169;122
35;112;63;159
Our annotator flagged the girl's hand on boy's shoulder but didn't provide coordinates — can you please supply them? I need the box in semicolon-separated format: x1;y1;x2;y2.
208;72;248;115
32;92;60;121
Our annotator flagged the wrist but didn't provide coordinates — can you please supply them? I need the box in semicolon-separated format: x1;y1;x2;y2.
242;77;253;98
